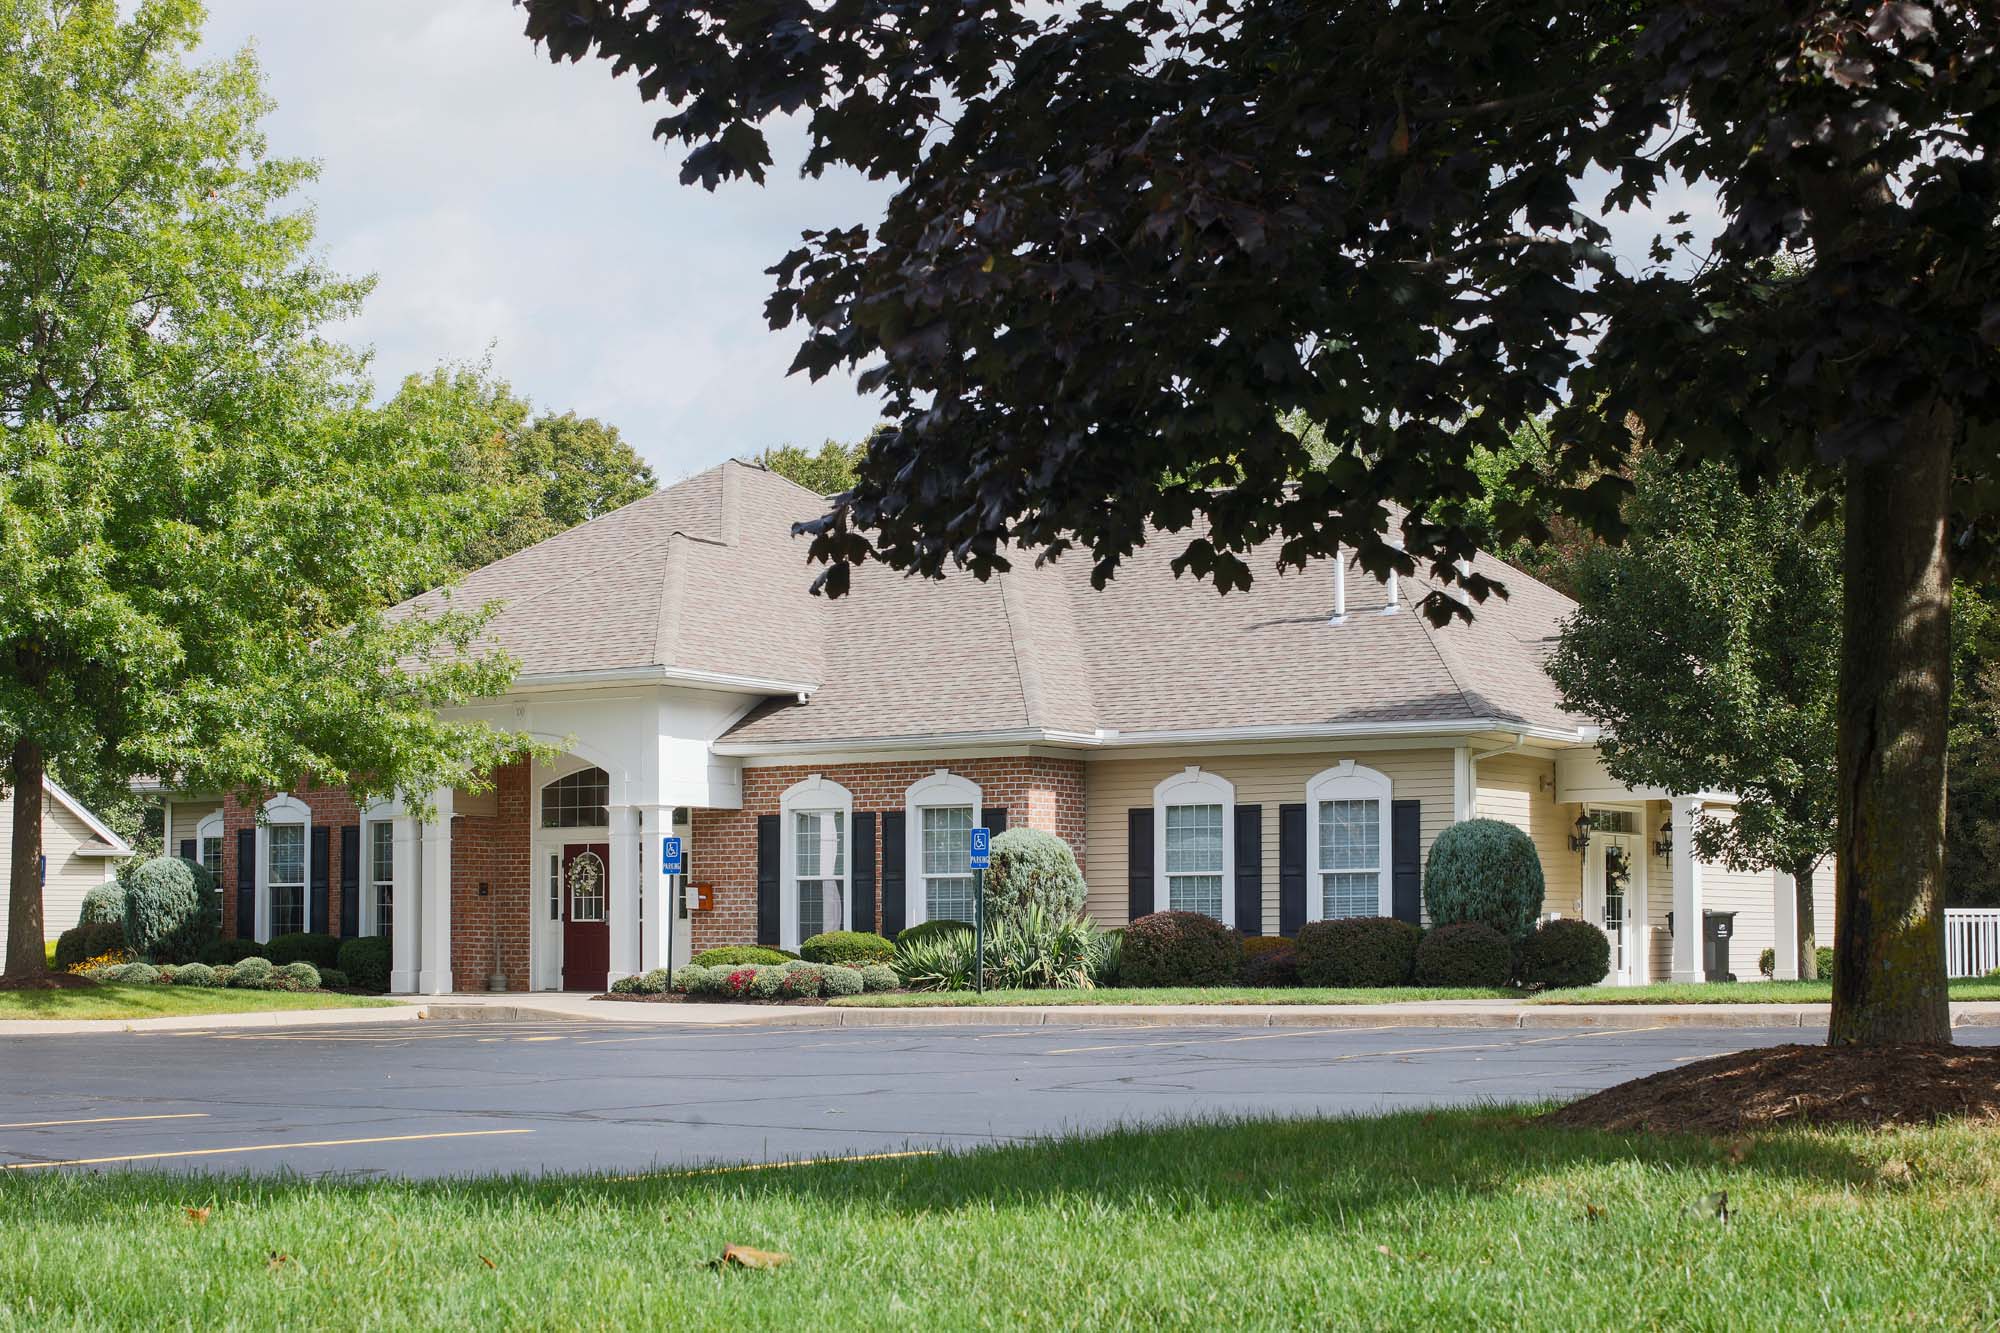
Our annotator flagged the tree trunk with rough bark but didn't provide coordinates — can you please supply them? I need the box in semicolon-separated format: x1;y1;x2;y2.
1828;402;1954;1045
4;738;47;980
1792;859;1819;982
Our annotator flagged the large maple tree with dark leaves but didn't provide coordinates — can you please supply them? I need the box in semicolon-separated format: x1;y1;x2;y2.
521;0;1999;1045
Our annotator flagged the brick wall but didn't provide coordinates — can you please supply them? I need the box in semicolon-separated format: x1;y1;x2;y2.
689;755;1087;952
449;760;531;992
219;781;361;941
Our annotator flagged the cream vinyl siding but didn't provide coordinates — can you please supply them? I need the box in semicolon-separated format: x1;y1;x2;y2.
169;799;223;852
1646;801;1673;984
1083;749;1456;932
1473;753;1582;922
0;794;120;944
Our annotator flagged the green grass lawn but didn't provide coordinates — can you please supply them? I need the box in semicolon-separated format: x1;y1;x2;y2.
832;984;1519;1007
4;1111;1997;1328
1532;977;2000;1005
0;984;397;1022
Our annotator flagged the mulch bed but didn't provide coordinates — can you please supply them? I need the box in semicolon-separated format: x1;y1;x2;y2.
1545;1042;2000;1133
596;991;829;1006
0;971;97;991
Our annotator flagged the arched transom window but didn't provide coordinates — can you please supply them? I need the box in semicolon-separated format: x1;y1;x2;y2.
541;767;610;829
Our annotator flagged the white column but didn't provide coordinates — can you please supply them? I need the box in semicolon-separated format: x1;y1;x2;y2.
417;788;454;995
638;804;672;974
1669;796;1705;983
389;814;422;994
606;804;643;984
1772;869;1800;980
1452;745;1474;824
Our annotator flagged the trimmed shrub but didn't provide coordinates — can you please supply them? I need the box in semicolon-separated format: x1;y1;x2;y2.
278;961;321;990
748;966;786;999
822;965;864;997
896;919;972;949
670;965;706;994
211;964;235;987
171;962;219;988
1121;911;1241;987
1519;918;1611;989
609;974;645;994
337;936;393;993
1817;945;1835;978
1422;819;1547;943
640;968;671;994
984;829;1087;930
317;967;350;990
799;931;895;965
1242;944;1300;988
719;966;759;999
1413;922;1513;988
78;881;126;927
1758;946;1776;979
778;964;825;999
122;856;217;963
860;963;898;993
54;921;127;972
693;966;731;996
1295;918;1422;988
267;932;341;970
691;945;794;968
228;957;276;988
118;963;162;986
1758;944;1836;980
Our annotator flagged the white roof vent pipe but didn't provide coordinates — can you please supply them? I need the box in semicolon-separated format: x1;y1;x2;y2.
1381;535;1404;615
1328;546;1347;625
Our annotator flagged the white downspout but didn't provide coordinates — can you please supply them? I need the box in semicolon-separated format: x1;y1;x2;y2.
1328;546;1347;625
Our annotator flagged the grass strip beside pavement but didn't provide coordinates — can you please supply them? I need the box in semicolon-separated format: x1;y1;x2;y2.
1530;977;2000;1005
5;1111;1998;1327
831;985;1519;1007
0;984;397;1022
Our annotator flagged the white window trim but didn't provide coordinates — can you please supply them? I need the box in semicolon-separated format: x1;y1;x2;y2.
903;768;982;929
193;811;224;871
255;794;312;944
1304;761;1393;922
1153;766;1236;927
359;797;404;938
779;774;854;950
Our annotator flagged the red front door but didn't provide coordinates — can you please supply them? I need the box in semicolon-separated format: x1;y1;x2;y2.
561;843;611;992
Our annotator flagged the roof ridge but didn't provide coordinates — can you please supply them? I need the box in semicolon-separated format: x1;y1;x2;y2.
997;570;1045;729
654;531;690;667
1398;569;1486;721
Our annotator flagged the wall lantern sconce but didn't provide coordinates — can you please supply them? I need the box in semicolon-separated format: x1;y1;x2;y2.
1568;811;1594;853
1653;818;1674;860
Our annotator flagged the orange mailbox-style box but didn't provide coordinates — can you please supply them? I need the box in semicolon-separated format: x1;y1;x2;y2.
692;882;715;912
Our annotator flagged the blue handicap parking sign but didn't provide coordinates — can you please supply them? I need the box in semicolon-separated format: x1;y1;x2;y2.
661;835;683;874
969;827;991;870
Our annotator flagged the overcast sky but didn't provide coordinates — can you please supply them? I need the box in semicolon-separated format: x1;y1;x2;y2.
196;0;891;483
189;3;1716;485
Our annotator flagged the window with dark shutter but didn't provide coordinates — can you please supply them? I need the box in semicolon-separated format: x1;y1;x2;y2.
1278;804;1307;937
339;824;361;938
235;827;256;940
1234;805;1264;935
879;812;906;937
1391;800;1423;925
755;814;780;946
309;826;330;936
1127;809;1154;925
852;811;878;936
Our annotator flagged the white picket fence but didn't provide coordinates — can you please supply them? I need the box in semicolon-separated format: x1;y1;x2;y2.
1945;909;2000;979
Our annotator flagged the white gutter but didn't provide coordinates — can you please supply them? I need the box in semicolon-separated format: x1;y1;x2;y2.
713;718;1591;757
507;664;819;699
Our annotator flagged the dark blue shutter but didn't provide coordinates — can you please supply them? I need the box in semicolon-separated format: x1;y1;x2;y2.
309;825;330;936
755;814;780;946
178;838;196;861
880;812;906;937
1234;804;1263;935
852;811;877;935
339;824;361;938
1279;803;1307;937
235;827;255;939
1391;800;1423;925
985;807;1008;836
1127;808;1154;925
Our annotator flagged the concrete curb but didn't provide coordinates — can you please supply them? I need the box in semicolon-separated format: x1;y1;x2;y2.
0;1003;430;1039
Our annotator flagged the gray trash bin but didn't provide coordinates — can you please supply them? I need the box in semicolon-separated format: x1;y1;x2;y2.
1703;910;1738;983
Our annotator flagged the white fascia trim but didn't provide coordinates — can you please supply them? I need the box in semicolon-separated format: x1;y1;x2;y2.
715;727;1098;757
509;664;820;698
41;778;135;854
715;718;1586;758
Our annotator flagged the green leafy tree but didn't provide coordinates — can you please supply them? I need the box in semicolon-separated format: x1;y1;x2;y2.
1948;588;2000;907
755;437;867;496
526;0;2000;1044
1549;460;1840;979
0;0;526;980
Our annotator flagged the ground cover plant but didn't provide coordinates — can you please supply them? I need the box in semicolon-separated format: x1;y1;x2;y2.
8;1109;2000;1326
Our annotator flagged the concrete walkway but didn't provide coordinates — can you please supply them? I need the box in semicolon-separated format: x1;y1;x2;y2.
8;992;2000;1037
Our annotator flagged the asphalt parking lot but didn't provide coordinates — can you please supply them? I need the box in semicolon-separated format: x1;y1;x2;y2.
5;1019;1971;1178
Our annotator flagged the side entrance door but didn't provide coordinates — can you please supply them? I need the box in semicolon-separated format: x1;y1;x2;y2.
1586;831;1641;986
561;842;611;992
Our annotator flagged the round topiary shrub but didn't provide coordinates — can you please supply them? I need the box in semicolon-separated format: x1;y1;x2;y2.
228;956;275;988
1241;943;1300;987
1422;819;1547;943
336;936;392;993
1121;911;1242;987
54;921;128;972
122;856;216;963
78;881;126;927
860;963;898;993
1518;918;1611;989
1295;917;1423;987
691;945;795;968
171;962;218;988
799;931;896;965
1413;922;1514;987
267;932;341;970
317;967;350;990
117;963;162;985
670;964;707;994
277;961;321;990
984;829;1087;930
896;919;972;949
778;964;825;999
822;965;864;997
609;974;645;994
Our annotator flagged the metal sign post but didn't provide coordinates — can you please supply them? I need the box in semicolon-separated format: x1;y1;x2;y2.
661;836;684;977
969;827;991;995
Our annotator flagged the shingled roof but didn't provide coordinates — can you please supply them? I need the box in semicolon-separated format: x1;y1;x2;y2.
402;459;1587;746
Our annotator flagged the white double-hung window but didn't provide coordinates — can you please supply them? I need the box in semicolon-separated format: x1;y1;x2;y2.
904;769;982;927
1306;762;1392;921
369;820;395;936
258;794;311;941
780;775;853;949
1152;767;1236;926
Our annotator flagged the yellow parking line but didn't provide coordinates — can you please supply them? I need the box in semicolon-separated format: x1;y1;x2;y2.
0;1112;208;1130
1043;1027;1407;1056
3;1128;532;1171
